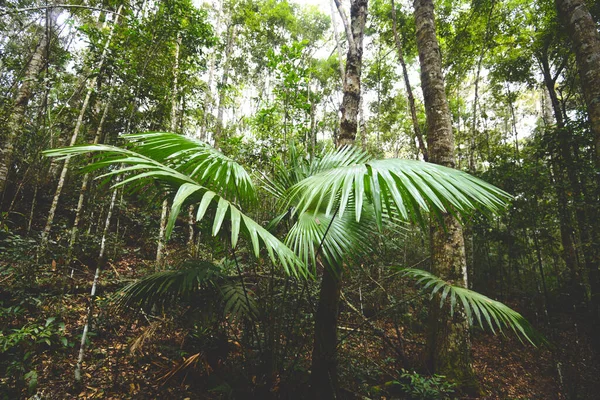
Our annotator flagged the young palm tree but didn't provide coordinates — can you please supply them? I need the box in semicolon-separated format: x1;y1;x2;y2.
45;133;539;392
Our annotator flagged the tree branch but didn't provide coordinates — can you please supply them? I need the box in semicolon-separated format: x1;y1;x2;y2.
333;0;356;55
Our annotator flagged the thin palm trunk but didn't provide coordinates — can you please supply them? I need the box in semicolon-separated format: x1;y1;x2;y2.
40;6;122;249
311;263;343;399
414;0;478;391
311;2;368;398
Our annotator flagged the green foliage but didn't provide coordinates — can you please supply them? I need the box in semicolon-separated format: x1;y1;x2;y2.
285;156;511;230
0;317;67;352
114;259;258;321
392;370;456;400
44;133;306;277
399;268;543;345
0;315;69;395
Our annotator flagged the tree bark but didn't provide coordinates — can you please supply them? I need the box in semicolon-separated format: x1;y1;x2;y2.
413;0;478;391
554;0;600;337
391;0;427;161
330;0;346;79
0;11;57;198
335;0;368;147
156;32;182;267
200;0;222;140
538;52;582;286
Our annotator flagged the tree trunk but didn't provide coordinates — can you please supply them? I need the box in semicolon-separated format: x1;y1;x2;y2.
214;24;235;148
40;6;122;249
200;0;222;140
413;0;478;391
311;265;343;400
554;0;600;338
0;11;57;198
335;0;368;147
330;0;346;79
391;0;427;161
67;92;113;263
310;2;368;398
74;177;119;383
156;32;182;267
538;53;582;287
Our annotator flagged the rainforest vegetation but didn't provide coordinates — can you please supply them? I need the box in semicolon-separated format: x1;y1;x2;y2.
1;0;599;398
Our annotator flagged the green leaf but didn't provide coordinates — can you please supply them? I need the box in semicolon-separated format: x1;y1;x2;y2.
398;267;544;346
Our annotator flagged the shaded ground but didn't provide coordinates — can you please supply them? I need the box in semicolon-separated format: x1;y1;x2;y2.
1;249;599;399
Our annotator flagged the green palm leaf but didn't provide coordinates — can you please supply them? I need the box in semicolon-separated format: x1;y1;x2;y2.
44;143;307;277
285;205;378;273
262;144;371;202
221;283;258;320
399;268;544;345
285;159;512;230
114;261;221;311
124;132;256;203
114;261;258;320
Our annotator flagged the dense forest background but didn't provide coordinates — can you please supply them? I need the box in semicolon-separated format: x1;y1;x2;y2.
1;0;599;398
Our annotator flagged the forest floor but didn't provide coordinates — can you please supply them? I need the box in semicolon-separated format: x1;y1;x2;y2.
1;244;599;399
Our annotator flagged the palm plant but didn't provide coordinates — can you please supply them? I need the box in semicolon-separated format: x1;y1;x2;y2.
263;144;533;397
45;133;539;394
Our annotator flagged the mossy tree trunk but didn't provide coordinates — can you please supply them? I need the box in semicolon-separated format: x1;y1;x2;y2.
413;0;478;392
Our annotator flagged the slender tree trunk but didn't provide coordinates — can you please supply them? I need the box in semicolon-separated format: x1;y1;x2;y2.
539;55;582;286
330;0;345;79
0;11;57;198
391;0;427;161
67;93;113;263
27;183;39;235
555;0;600;171
201;0;223;140
335;0;368;147
156;33;181;267
170;33;181;132
214;24;235;148
74;178;119;383
311;2;368;398
414;0;478;391
40;6;122;249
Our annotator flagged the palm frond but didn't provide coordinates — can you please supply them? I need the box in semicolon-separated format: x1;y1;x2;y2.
399;268;543;345
220;283;258;320
124;132;256;203
285;199;379;272
286;159;512;229
261;145;371;202
44;144;307;277
114;261;221;311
